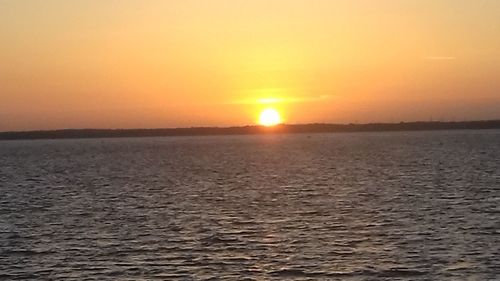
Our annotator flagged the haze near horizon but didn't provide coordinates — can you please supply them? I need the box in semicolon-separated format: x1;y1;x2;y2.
1;0;499;131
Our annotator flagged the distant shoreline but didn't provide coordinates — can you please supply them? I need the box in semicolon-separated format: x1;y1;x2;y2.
1;120;500;141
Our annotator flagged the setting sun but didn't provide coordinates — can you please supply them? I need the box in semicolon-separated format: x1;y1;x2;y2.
259;108;282;127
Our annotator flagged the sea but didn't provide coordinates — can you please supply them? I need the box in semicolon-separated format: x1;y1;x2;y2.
0;130;499;280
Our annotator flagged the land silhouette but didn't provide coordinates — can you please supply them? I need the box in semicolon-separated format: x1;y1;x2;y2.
1;120;499;140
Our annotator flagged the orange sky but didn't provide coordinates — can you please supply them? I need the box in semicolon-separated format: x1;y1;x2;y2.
1;0;499;131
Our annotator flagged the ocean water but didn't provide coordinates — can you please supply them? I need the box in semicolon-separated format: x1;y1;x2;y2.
0;131;499;280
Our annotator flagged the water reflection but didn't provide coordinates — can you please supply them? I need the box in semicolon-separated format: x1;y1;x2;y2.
0;131;499;280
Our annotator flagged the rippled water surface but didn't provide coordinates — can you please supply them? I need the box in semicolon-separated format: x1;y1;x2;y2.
1;131;499;280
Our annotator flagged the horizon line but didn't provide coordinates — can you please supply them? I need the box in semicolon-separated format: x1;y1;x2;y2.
1;119;500;141
2;119;500;134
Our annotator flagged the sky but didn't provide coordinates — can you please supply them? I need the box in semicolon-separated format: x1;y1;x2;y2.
1;0;499;131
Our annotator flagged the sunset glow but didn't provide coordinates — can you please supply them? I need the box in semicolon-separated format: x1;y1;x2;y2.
0;1;499;131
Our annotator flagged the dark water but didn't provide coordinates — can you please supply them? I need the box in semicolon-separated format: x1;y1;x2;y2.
1;131;499;280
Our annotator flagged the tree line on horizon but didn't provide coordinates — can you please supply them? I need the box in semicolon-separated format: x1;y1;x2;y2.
1;120;499;140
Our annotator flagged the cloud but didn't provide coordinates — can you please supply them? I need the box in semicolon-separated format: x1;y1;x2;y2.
228;95;332;105
423;56;457;60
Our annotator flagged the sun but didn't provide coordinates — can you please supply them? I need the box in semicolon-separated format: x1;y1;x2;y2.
259;108;282;126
